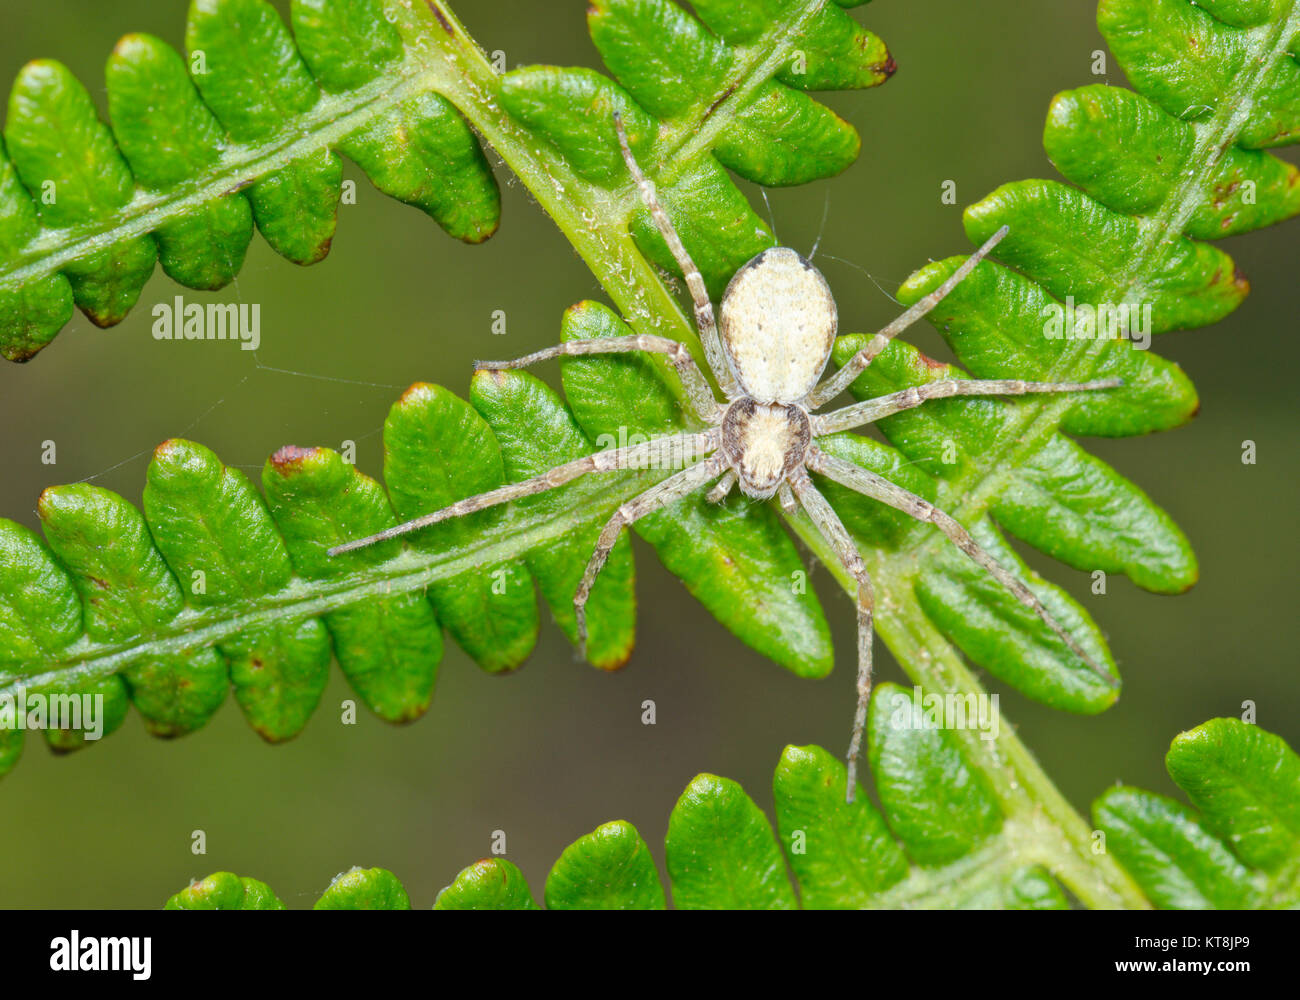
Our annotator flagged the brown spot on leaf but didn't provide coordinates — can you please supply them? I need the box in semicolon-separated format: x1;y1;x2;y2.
471;367;510;390
461;217;500;244
269;444;318;473
307;235;334;264
707;83;738;118
86;310;121;330
153;438;183;460
35;487;58;518
399;382;437;406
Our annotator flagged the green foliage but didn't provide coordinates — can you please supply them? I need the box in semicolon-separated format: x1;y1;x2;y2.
1;0;1296;910
816;0;1300;728
0;0;889;757
0;333;833;753
0;0;891;360
314;866;411;909
0;0;500;361
545;821;666;910
1096;720;1300;909
503;0;888;299
164;871;285;910
432;859;539;910
167;718;1300;910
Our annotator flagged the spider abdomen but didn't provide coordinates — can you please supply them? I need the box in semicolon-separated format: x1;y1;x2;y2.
721;398;811;500
719;247;838;404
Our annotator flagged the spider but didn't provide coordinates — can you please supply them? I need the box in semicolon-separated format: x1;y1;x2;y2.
331;114;1120;802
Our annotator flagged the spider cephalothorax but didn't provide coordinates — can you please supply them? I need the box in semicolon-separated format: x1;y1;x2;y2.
331;113;1120;801
720;399;811;500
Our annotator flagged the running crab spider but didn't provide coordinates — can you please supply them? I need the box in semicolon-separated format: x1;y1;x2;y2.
331;113;1121;801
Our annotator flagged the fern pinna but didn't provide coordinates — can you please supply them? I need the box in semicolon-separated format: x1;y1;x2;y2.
165;719;1300;909
0;0;893;755
0;0;1296;909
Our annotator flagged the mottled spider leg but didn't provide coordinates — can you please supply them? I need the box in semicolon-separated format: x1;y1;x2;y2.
805;225;1010;409
777;481;799;516
813;377;1122;435
575;455;726;655
788;470;875;804
329;430;716;556
476;334;721;425
806;446;1116;688
706;469;737;503
613;112;738;398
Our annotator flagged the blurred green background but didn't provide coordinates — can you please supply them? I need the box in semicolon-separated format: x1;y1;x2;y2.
0;0;1295;909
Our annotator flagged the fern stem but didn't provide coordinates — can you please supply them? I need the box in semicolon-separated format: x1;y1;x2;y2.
386;0;833;405
0;468;661;696
862;821;1024;908
397;0;1154;908
0;73;429;291
385;0;707;409
784;512;1150;909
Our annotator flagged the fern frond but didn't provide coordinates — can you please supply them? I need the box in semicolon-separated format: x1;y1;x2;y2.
162;718;1300;909
0;0;891;361
814;0;1298;723
1;0;1296;911
0;0;899;753
0;0;502;361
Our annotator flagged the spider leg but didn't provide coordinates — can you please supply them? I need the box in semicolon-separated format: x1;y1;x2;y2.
806;446;1116;688
706;469;737;504
328;430;716;556
613;112;738;399
777;481;799;517
575;455;726;655
476;334;721;425
813;376;1121;435
804;225;1010;409
787;470;875;804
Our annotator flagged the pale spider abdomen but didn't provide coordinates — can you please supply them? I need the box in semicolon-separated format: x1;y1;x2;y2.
719;247;838;404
